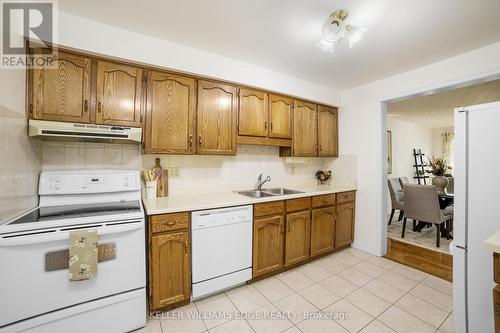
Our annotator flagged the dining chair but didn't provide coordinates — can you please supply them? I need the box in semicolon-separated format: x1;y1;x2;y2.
445;176;454;195
402;184;452;247
388;178;405;225
398;177;409;188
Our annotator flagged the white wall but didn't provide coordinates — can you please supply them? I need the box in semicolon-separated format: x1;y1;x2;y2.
341;41;500;255
56;11;341;106
387;117;434;182
0;70;42;223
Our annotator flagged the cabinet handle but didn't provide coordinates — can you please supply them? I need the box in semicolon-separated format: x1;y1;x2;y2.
270;122;273;131
162;220;177;227
287;221;291;232
264;121;267;130
184;241;189;255
97;101;102;113
84;100;88;113
319;144;322;152
198;135;202;147
189;134;193;147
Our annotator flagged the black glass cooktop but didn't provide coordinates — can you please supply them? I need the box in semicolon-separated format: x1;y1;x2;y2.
9;200;141;225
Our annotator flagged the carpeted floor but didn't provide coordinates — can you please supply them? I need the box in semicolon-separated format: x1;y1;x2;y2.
387;217;452;254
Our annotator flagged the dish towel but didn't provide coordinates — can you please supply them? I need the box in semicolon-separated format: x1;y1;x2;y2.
68;229;98;281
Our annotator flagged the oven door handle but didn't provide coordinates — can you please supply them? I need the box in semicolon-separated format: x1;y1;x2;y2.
0;222;143;247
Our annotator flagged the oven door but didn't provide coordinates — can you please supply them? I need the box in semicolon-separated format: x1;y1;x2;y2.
0;219;145;327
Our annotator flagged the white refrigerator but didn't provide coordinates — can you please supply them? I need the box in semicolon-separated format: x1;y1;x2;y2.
454;101;500;333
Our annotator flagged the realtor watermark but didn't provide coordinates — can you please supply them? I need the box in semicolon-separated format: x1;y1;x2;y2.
150;310;351;321
1;0;57;69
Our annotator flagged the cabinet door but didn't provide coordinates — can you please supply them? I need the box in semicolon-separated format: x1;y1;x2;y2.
269;94;292;139
31;51;91;123
197;80;237;155
311;207;335;257
96;60;143;127
293;100;318;156
318;106;338;157
335;202;355;248
238;88;268;137
144;71;196;154
285;211;311;267
150;231;190;310
253;215;285;278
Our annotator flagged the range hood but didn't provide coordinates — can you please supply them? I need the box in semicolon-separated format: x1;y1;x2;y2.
28;120;142;144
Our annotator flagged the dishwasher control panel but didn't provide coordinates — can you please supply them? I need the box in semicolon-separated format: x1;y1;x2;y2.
191;205;252;229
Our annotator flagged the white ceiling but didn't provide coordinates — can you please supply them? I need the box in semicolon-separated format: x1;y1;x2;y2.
387;79;500;128
58;0;500;90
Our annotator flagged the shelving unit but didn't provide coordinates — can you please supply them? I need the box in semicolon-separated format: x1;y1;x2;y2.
413;148;429;184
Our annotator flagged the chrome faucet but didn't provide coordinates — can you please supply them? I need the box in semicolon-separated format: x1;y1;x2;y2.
256;173;271;190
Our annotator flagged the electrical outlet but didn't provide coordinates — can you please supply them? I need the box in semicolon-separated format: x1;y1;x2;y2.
168;167;180;178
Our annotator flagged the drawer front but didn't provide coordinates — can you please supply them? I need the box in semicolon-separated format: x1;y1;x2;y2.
337;191;356;204
312;194;336;208
150;212;189;234
286;197;311;213
254;201;285;218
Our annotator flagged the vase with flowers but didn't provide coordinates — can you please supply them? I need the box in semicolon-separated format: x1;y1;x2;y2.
426;156;450;193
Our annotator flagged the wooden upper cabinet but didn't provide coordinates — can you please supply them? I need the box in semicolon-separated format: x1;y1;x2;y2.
293;100;318;157
144;71;196;154
318;106;338;157
150;231;190;310
335;202;355;248
285;211;311;267
253;215;285;278
269;94;292;139
197;80;237;155
238;88;268;137
95;60;143;127
31;51;91;123
311;207;336;257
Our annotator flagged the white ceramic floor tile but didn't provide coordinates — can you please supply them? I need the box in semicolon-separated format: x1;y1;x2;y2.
245;304;294;333
282;326;302;333
365;257;398;270
353;261;388;278
276;269;315;292
337;268;373;287
345;288;391;317
298;283;341;309
438;313;454;333
314;256;349;274
319;275;359;297
252;276;294;302
196;293;240;329
344;247;374;260
296;316;349;333
297;262;333;282
390;264;428;282
421;275;453;296
378;271;419;292
208;319;254;333
273;293;319;324
359;320;397;333
395;294;449;328
330;252;363;266
226;284;270;313
159;303;206;333
410;284;453;312
324;299;373;333
362;280;406;303
378;306;435;333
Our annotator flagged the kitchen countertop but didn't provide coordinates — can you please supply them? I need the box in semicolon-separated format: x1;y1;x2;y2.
142;182;357;215
484;230;500;254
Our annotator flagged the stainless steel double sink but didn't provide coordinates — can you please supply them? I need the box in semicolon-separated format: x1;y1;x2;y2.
236;187;304;198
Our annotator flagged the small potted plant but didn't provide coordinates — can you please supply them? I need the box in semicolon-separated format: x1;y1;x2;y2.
426;157;449;193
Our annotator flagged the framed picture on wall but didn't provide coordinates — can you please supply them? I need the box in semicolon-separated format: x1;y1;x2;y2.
387;130;392;174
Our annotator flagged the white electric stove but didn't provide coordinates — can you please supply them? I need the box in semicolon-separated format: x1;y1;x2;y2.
0;170;147;333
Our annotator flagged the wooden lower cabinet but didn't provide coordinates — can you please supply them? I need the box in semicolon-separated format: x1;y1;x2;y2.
285;211;311;267
149;222;191;311
252;215;285;278
310;207;336;257
335;202;355;248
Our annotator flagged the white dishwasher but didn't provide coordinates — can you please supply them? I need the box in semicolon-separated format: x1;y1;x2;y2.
191;205;253;300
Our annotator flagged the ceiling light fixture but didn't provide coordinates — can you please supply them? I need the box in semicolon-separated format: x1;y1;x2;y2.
317;10;367;53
